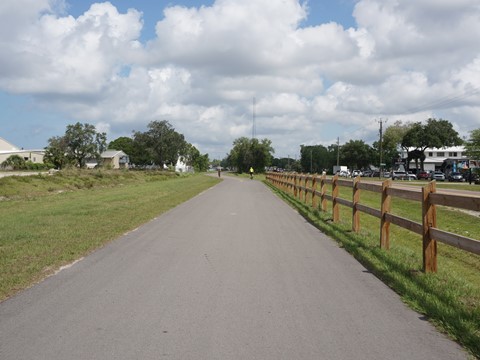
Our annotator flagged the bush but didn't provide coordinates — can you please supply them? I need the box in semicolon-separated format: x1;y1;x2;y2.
1;155;26;170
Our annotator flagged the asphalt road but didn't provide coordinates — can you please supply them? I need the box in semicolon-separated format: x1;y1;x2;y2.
0;176;469;359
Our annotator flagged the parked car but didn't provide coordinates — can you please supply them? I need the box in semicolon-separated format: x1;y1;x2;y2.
417;171;430;180
448;172;464;182
391;171;416;180
361;169;373;177
352;170;362;177
431;171;446;181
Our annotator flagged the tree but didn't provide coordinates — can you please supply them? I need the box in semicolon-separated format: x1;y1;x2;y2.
227;137;274;173
373;120;413;169
133;120;188;167
271;157;298;171
339;140;374;170
131;131;153;166
108;136;135;155
300;145;330;173
184;143;209;172
44;123;106;169
1;155;26;170
463;129;480;160
401;118;463;170
44;136;71;169
61;122;107;168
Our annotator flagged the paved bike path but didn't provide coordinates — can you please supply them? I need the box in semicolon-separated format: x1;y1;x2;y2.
0;176;468;359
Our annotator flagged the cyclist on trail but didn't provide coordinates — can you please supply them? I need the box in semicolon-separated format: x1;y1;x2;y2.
249;166;254;179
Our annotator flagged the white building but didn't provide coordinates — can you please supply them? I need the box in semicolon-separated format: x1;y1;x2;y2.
0;137;45;164
399;146;471;173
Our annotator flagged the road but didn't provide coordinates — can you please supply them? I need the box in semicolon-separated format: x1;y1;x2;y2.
0;176;469;359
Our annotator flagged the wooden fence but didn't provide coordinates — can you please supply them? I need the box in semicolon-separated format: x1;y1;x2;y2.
266;172;480;273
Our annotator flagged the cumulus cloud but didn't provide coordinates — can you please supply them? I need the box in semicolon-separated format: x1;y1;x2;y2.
0;1;143;94
1;0;480;158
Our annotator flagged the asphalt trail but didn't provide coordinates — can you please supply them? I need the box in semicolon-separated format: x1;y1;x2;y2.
0;176;468;359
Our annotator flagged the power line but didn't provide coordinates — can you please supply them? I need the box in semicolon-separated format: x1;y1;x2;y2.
403;85;480;115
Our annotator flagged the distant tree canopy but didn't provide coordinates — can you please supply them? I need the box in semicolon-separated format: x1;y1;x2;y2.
464;128;480;160
109;120;209;170
108;136;135;156
401;118;463;170
373;120;413;169
183;143;209;172
133;120;188;167
340;140;374;170
44;122;106;169
300;145;333;173
227;137;274;173
271;157;300;172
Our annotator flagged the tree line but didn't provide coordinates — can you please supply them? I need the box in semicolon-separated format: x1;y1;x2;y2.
3;116;480;175
296;118;480;174
42;120;209;172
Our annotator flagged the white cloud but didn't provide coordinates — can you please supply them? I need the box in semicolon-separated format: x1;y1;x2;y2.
1;0;480;158
0;2;143;94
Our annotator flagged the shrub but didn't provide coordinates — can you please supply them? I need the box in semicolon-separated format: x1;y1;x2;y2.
1;155;26;170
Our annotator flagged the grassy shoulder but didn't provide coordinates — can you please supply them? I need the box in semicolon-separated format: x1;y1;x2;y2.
265;180;480;359
0;170;221;301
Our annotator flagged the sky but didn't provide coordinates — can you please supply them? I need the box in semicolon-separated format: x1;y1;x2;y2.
1;0;479;160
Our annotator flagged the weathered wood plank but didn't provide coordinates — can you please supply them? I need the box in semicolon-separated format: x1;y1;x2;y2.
430;228;480;255
430;193;480;211
384;213;423;235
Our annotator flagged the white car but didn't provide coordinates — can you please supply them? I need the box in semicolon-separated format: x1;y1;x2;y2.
391;171;416;180
431;171;446;181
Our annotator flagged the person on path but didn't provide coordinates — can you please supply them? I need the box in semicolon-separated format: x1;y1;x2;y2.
249;166;254;179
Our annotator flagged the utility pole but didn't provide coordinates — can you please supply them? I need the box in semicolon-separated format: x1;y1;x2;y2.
378;118;387;176
336;137;340;166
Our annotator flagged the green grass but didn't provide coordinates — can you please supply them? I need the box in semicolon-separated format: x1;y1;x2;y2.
266;179;480;359
0;170;220;301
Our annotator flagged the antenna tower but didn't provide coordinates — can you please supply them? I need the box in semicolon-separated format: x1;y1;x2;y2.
252;97;256;139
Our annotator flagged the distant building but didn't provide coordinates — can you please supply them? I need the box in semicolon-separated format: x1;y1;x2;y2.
0;136;45;164
85;150;130;169
399;146;473;174
101;150;130;169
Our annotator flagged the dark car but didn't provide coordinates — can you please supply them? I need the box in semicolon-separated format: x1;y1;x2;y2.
448;172;464;182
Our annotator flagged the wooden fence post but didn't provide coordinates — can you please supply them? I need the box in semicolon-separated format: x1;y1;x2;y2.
304;176;309;204
294;175;298;198
321;174;327;212
380;179;392;250
299;176;303;201
290;174;294;196
422;181;438;273
332;174;339;222
352;176;361;233
312;176;318;209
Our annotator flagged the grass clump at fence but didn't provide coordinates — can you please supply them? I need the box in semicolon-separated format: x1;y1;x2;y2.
0;170;220;301
265;180;480;359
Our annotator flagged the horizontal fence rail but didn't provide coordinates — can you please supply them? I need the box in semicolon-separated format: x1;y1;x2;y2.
266;172;480;273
